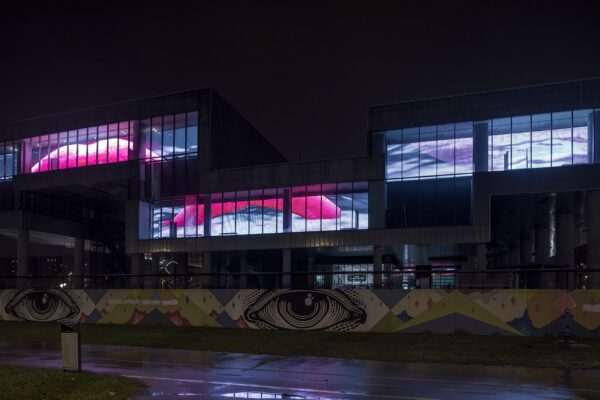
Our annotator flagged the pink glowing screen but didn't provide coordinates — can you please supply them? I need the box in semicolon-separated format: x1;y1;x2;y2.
30;139;157;173
167;196;341;227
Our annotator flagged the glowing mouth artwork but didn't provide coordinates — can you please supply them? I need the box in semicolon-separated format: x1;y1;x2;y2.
168;196;342;227
30;138;158;173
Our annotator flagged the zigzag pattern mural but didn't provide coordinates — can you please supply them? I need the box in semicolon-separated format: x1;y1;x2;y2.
0;289;599;336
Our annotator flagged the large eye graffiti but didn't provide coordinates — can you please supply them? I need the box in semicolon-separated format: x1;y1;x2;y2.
4;290;80;323
244;289;366;331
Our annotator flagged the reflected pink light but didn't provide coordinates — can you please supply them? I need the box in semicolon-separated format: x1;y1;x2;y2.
30;139;157;173
169;195;341;227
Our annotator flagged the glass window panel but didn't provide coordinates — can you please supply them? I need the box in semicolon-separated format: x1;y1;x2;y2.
222;191;236;235
174;113;186;158
151;116;162;160
87;127;98;166
402;128;419;179
552;111;572;166
235;190;249;235
118;121;130;162
58;131;68;170
277;188;285;232
263;188;278;234
141;119;152;160
419;126;436;178
186;111;198;155
97;125;108;164
436;125;454;176
162;115;175;158
455;124;473;175
321;183;337;231
337;183;354;230
0;143;5;179
67;130;78;168
210;193;223;236
174;206;185;238
249;189;264;235
491;119;511;171
385;130;403;180
77;128;88;167
306;184;322;232
184;195;199;237
573;109;591;164
291;186;307;232
532;114;551;168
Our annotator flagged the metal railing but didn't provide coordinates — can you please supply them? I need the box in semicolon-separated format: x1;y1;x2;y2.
1;268;598;290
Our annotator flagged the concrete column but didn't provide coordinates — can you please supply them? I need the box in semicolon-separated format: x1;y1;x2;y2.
282;248;291;288
520;199;535;264
239;252;248;289
368;181;386;229
373;245;383;289
473;121;489;173
74;238;85;288
203;251;217;288
307;254;315;289
475;243;486;270
534;195;554;265
555;194;574;269
587;191;600;288
178;253;189;289
17;227;29;289
151;254;161;289
131;254;144;288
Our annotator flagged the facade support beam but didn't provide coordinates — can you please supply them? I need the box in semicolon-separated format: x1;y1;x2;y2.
282;248;291;288
373;245;383;289
74;238;85;288
17;227;29;289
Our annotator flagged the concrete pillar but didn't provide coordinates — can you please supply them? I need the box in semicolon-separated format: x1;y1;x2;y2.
131;254;144;288
520;199;535;264
151;254;161;289
368;181;386;229
473;121;489;173
204;251;217;288
74;238;85;288
475;243;486;270
535;195;554;265
17;227;29;289
307;254;315;289
373;245;383;289
282;248;291;288
555;194;574;269
178;253;189;289
239;252;247;289
587;191;600;288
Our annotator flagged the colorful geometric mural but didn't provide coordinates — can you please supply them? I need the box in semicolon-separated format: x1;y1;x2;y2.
0;289;599;336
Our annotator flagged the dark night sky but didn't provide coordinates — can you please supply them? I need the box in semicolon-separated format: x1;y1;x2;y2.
1;1;599;161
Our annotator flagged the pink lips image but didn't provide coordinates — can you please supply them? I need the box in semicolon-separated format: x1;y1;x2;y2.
167;195;341;227
30;138;158;173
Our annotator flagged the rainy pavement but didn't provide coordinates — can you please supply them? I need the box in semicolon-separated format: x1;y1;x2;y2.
0;341;600;400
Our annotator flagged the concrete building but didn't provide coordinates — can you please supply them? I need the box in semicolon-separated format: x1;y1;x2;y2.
2;79;600;290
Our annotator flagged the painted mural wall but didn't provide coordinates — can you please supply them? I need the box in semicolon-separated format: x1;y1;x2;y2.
1;289;599;336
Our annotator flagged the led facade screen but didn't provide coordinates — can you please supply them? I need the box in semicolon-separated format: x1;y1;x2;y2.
384;108;596;180
143;182;369;239
19;111;198;174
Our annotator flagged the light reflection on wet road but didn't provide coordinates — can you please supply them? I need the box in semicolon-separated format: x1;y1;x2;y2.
0;341;599;399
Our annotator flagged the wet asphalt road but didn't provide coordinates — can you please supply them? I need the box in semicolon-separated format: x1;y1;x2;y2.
0;341;599;399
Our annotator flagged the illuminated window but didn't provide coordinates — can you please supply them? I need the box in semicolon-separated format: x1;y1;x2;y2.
142;182;369;239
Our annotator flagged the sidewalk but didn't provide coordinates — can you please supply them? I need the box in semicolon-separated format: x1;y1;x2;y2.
0;340;599;399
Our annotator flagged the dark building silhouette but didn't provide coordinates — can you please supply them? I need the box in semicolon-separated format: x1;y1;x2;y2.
2;79;600;290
